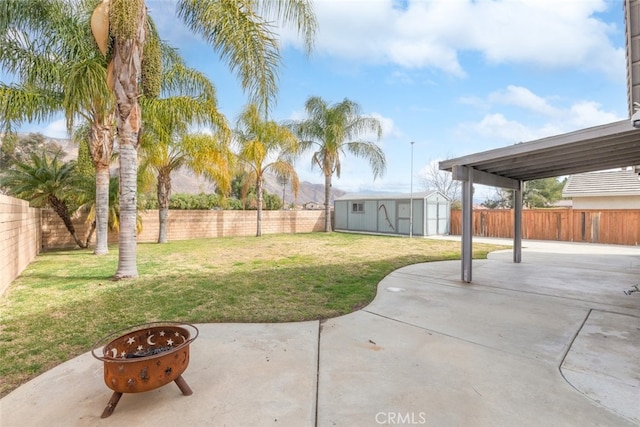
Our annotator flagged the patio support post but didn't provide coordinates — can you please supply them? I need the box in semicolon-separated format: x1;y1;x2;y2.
513;180;523;263
461;167;474;282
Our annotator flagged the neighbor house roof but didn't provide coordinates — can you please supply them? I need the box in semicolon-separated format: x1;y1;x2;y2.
335;191;447;201
562;169;640;198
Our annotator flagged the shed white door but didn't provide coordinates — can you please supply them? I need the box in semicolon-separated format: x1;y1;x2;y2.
427;201;438;235
438;202;449;234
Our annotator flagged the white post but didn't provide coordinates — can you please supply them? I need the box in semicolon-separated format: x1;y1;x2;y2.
409;141;415;238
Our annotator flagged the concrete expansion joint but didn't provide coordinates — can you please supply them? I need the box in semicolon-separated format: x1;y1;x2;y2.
314;319;324;427
359;309;547;365
558;309;640;424
559;309;592;374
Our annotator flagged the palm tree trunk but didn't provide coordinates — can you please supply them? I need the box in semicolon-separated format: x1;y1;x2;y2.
48;195;88;249
115;142;139;278
256;175;263;237
85;220;97;248
111;1;146;279
157;172;170;243
94;164;110;254
90;122;113;255
324;173;332;232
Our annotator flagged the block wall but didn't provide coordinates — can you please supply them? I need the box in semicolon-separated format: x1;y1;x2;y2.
40;209;326;249
0;195;41;295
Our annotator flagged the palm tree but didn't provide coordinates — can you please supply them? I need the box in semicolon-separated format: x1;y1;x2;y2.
91;0;149;279
0;151;93;248
0;0;116;256
141;94;232;243
97;0;316;278
290;97;386;232
139;44;232;244
235;103;300;236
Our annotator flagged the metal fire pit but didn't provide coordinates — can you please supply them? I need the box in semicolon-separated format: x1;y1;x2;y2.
91;322;198;418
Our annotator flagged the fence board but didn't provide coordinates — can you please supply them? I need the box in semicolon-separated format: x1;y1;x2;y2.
450;209;640;245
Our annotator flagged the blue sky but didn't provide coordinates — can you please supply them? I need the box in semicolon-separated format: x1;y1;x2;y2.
23;0;628;199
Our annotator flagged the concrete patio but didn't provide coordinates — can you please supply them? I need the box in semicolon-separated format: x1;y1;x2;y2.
1;238;638;426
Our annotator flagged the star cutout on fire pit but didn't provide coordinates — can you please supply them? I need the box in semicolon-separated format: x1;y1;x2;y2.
127;337;135;345
159;331;165;336
137;345;143;351
166;339;174;346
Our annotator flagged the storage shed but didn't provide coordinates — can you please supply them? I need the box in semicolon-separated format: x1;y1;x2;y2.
334;191;450;236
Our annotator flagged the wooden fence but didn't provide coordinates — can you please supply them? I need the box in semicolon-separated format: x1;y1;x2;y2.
450;209;640;246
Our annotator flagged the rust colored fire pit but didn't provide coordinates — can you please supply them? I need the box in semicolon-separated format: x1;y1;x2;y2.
91;322;198;418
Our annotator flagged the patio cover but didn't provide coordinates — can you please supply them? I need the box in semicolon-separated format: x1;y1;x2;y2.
439;119;640;282
437;0;640;282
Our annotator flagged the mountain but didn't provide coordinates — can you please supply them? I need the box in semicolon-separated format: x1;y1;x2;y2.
170;166;346;206
261;173;346;206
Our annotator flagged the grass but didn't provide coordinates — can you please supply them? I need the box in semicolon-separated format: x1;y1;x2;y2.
0;233;502;397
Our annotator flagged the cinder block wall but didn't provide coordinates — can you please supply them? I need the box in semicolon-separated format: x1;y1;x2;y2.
0;195;41;295
40;209;326;249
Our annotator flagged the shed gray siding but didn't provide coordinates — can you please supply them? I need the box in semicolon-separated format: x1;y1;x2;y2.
334;199;348;229
334;192;450;236
378;201;397;233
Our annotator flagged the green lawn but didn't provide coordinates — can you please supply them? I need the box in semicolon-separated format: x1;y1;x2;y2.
0;233;501;397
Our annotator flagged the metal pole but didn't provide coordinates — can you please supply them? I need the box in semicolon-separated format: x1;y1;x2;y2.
513;180;523;263
410;141;415;238
462;167;473;282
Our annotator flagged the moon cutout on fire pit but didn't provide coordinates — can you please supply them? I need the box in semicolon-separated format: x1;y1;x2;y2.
147;334;156;345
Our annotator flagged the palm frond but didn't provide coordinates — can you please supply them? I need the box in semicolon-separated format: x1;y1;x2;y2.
179;0;279;106
0;84;63;133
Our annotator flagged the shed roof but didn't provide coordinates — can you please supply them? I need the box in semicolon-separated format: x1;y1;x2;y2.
562;169;640;197
335;191;446;201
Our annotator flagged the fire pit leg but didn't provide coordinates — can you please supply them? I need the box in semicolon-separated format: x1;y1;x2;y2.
101;391;123;418
174;375;193;396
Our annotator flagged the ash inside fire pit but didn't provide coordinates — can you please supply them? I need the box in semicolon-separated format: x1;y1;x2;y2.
125;346;172;358
102;325;189;359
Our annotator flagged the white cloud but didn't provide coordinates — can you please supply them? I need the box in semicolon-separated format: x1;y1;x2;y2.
41;119;69;139
488;86;561;117
460;0;623;76
371;113;400;140
566;100;621;128
468;113;538;142
279;0;624;79
457;86;623;144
